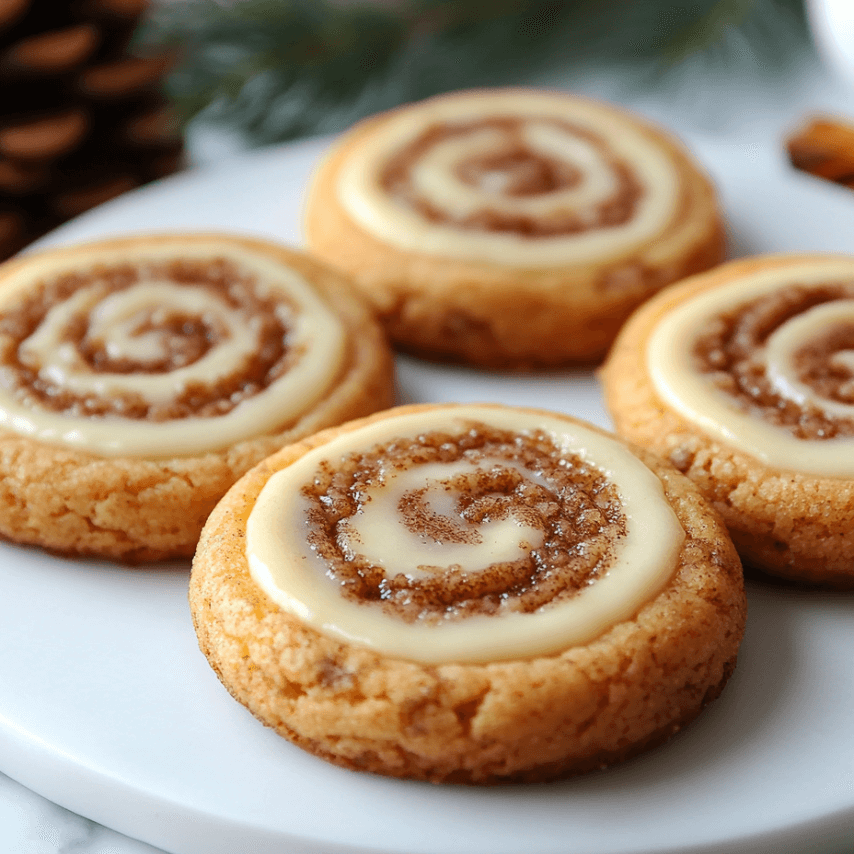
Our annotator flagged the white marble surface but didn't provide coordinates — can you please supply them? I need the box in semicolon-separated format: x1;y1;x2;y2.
2;28;854;854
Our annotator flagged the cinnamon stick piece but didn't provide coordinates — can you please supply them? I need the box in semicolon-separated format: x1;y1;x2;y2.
787;116;854;189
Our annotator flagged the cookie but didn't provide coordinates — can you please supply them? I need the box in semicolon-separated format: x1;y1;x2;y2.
190;403;745;783
601;253;854;588
0;233;394;561
304;88;724;369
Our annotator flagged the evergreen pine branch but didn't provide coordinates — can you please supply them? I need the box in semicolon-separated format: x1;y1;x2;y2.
660;0;808;65
139;0;808;145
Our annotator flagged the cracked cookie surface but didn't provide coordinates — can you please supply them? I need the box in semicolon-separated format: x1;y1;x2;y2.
190;404;745;783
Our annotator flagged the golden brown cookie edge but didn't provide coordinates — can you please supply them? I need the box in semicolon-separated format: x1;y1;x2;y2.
0;233;395;563
600;253;854;588
190;403;746;783
304;89;726;369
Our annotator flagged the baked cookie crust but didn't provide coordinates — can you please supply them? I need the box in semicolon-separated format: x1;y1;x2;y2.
601;253;854;588
0;233;394;562
190;404;745;783
304;88;724;369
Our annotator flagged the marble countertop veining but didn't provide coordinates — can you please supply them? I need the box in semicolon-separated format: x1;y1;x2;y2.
0;772;161;854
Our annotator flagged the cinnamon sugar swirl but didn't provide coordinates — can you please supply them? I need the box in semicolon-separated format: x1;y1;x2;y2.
191;404;745;782
0;233;393;561
305;88;724;368
602;254;854;587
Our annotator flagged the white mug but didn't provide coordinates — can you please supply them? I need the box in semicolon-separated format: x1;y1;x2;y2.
808;0;854;87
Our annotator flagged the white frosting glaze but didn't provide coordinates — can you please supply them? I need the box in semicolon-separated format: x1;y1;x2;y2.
0;240;346;457
338;459;547;576
336;90;681;268
247;406;685;664
646;257;854;476
763;300;854;417
19;281;263;405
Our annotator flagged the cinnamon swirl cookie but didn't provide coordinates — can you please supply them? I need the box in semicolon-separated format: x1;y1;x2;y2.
304;88;724;368
602;254;854;587
0;233;393;561
190;403;745;783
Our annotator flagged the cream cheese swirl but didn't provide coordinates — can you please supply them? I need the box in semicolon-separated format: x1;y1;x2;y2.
647;257;854;476
247;406;685;663
0;239;346;457
336;90;681;267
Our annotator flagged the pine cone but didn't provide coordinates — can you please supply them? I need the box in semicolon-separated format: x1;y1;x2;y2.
0;0;183;259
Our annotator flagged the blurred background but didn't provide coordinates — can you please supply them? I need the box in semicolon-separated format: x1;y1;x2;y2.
1;3;854;853
0;0;848;259
143;0;810;146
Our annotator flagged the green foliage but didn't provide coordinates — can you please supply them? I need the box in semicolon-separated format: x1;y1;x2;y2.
139;0;808;145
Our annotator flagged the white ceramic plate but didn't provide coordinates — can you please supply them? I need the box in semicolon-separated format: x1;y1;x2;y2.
0;135;853;854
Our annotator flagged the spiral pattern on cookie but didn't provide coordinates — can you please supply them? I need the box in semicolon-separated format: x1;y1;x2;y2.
0;239;346;457
336;90;683;267
647;257;854;476
247;406;685;663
